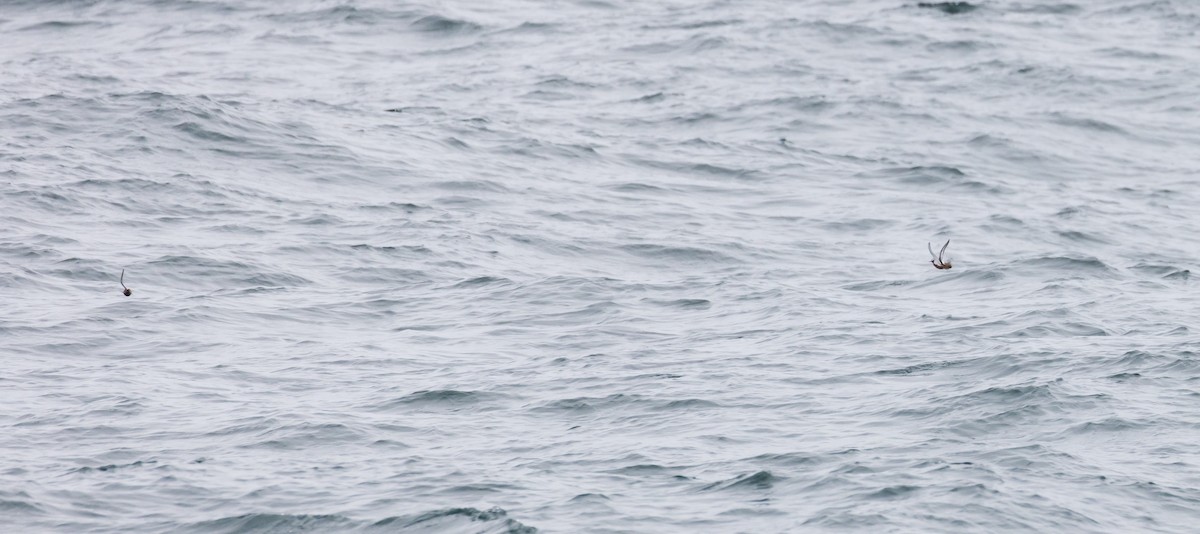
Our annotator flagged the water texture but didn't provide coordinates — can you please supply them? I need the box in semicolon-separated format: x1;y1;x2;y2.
2;0;1199;532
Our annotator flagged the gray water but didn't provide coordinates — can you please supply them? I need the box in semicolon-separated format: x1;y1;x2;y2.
3;0;1199;532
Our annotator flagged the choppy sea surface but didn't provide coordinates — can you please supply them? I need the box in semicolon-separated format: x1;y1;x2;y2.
3;0;1200;532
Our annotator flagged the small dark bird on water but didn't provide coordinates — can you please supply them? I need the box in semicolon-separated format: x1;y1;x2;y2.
120;269;132;296
928;240;952;270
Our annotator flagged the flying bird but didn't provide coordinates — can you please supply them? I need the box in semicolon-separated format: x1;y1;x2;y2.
928;240;952;270
120;269;132;296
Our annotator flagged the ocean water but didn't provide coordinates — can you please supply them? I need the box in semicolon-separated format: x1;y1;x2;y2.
2;0;1199;532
